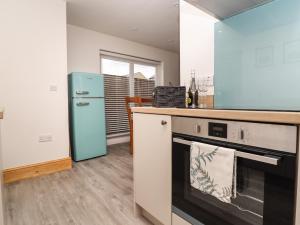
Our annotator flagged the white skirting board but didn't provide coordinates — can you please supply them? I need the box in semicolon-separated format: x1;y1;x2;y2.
107;135;130;146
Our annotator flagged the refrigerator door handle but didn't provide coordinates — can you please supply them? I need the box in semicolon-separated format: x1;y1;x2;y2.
76;102;90;107
76;91;90;95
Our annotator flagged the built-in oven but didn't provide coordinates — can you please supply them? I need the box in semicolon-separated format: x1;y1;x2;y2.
172;116;298;225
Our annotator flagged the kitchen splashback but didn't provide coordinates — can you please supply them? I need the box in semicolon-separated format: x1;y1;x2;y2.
214;0;300;111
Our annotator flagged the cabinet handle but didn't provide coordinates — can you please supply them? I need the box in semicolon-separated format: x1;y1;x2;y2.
77;102;90;106
196;124;201;133
161;120;167;125
76;91;90;95
240;129;245;140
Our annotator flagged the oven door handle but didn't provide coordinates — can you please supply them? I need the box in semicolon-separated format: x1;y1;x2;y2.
173;138;281;166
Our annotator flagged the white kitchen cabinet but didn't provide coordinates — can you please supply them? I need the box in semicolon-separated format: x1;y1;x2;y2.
172;213;191;225
133;113;172;225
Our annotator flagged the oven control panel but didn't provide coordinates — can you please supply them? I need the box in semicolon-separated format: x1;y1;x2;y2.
172;116;298;154
208;122;227;138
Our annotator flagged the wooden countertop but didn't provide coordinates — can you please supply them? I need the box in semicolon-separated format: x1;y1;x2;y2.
132;107;300;124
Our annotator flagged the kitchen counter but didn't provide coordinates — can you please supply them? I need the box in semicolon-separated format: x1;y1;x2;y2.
132;107;300;124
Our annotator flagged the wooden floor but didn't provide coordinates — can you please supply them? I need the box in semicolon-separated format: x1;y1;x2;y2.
4;144;152;225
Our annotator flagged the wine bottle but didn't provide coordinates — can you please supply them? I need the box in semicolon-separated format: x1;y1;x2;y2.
189;70;197;108
188;87;193;107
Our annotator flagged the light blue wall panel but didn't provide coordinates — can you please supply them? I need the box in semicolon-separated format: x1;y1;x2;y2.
214;0;300;110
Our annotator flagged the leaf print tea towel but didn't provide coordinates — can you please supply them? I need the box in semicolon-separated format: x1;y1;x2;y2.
190;142;237;203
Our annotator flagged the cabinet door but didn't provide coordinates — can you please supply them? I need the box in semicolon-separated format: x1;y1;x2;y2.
133;113;172;225
172;214;191;225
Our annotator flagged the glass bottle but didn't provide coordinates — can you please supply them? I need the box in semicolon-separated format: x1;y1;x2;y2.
188;86;193;108
194;81;199;108
183;82;189;108
189;70;197;108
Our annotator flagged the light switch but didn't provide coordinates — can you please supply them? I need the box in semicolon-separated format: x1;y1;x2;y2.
49;85;58;92
39;135;53;142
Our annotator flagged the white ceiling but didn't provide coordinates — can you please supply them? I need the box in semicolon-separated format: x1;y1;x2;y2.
66;0;180;52
185;0;273;19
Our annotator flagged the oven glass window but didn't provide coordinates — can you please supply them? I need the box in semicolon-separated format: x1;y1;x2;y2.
173;138;296;225
185;160;264;225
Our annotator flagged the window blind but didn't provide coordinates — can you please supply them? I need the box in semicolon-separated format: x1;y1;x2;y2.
134;78;155;99
104;74;130;135
101;53;158;136
104;76;155;135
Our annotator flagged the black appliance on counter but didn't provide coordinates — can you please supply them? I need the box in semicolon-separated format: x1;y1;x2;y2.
152;86;186;108
172;116;297;225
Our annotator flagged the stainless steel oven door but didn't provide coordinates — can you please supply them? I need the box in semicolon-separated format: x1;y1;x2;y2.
172;134;296;225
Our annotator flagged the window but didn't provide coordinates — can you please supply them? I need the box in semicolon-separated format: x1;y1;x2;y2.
134;64;156;79
133;63;156;99
101;58;130;76
101;54;159;136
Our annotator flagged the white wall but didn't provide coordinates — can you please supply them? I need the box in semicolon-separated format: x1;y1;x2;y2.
180;0;217;93
67;24;180;86
0;0;69;169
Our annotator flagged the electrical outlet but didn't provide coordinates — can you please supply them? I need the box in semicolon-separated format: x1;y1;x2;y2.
39;135;53;142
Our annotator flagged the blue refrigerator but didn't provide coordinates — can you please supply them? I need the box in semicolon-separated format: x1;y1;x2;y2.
68;72;107;161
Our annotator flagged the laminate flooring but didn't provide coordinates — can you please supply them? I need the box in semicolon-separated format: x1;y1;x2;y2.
4;144;152;225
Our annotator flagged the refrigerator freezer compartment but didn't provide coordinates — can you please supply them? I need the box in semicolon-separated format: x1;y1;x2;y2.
69;72;104;98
